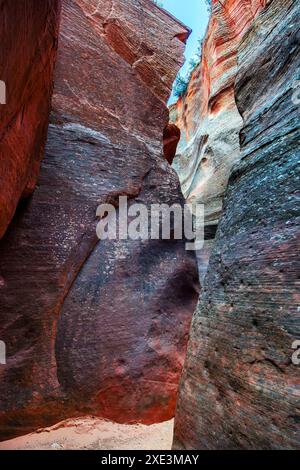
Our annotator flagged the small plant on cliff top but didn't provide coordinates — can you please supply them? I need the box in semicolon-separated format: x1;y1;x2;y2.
173;37;203;99
152;0;164;7
173;74;189;98
205;0;212;14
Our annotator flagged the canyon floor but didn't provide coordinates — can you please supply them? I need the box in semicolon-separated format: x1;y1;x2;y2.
0;417;174;450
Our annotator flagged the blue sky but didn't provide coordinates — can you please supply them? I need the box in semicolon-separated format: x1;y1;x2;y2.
160;0;210;102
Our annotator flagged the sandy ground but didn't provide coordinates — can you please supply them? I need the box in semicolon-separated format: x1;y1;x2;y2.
0;417;174;450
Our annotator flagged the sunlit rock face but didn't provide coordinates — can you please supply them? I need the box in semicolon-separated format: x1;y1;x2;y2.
174;0;300;449
0;0;199;440
170;0;266;278
0;0;61;239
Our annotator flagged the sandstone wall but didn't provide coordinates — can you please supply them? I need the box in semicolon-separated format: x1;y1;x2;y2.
170;0;266;280
173;0;300;449
0;0;61;239
0;0;199;440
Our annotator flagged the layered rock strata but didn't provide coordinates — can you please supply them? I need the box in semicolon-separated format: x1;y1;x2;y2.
0;0;199;440
170;0;266;278
174;0;300;449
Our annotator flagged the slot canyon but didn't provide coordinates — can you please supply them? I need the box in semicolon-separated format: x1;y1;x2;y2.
0;0;299;451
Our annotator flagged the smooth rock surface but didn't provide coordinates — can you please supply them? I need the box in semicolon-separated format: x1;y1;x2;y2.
173;0;300;449
0;0;198;440
0;0;61;239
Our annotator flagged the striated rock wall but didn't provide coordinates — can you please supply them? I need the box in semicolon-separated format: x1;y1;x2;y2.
173;0;300;449
0;0;199;440
0;0;61;239
170;0;266;279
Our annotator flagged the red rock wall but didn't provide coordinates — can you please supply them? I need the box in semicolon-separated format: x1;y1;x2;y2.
0;0;199;440
173;0;300;449
0;0;61;239
172;0;266;142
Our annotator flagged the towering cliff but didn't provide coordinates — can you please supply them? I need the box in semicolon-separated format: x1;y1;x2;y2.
173;0;300;449
0;0;199;440
170;0;266;280
0;0;61;239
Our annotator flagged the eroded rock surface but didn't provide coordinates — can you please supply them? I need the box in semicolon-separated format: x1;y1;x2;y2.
0;0;61;239
170;0;266;276
173;0;300;449
0;0;198;440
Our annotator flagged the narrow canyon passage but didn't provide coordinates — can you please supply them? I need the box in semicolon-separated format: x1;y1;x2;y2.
0;0;299;451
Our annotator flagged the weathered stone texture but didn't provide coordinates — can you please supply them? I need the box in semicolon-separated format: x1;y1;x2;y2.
173;0;300;449
170;0;266;276
0;0;61;239
171;0;266;222
0;0;198;440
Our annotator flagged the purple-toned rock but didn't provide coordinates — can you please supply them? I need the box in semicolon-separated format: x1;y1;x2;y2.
0;0;198;440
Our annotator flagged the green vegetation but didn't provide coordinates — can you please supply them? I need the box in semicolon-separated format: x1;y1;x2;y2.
205;0;212;14
152;0;164;7
173;38;203;99
173;74;189;98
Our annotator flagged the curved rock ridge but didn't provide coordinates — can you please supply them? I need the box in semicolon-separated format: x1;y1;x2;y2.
173;0;300;449
0;0;61;239
0;0;199;440
170;0;266;279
